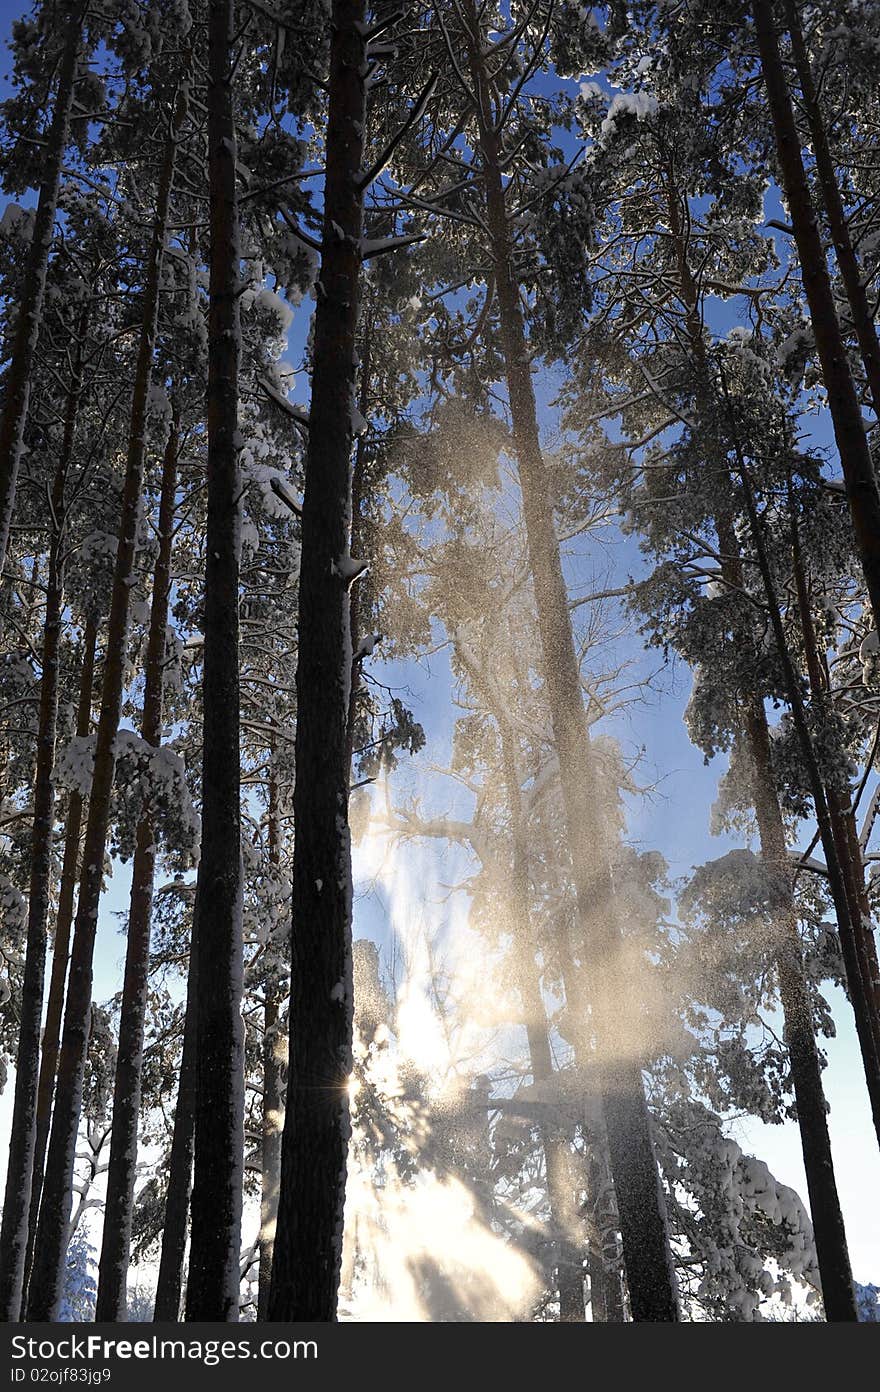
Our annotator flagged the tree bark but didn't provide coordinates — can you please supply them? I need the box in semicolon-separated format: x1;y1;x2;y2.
460;0;679;1322
0;487;64;1321
267;0;366;1324
0;2;84;574
789;490;880;1075
23;614;97;1298
152;907;199;1322
184;0;244;1321
257;989;283;1321
751;0;880;631
26;87;181;1322
346;315;372;771
782;0;880;421
666;171;880;1164
257;762;284;1321
714;412;857;1317
0;289;90;1320
96;409;180;1320
723;405;880;1180
661;169;858;1313
744;699;857;1320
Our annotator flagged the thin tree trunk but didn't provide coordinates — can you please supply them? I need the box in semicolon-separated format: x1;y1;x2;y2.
789;487;880;1067
782;0;880;420
461;0;679;1322
96;409;180;1319
267;0;366;1324
152;908;199;1322
714;406;857;1317
257;761;284;1321
833;794;880;1017
495;720;586;1322
26;89;181;1322
663;173;857;1313
457;637;591;1321
751;0;880;630
744;700;857;1320
721;395;880;1173
0;288;90;1319
23;614;97;1297
257;990;283;1321
0;493;64;1321
0;2;84;574
666;170;880;1161
346;317;372;770
184;0;244;1320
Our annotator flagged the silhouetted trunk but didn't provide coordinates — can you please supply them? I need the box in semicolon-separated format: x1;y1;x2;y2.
27;88;181;1322
663;171;857;1313
0;291;89;1320
0;495;64;1321
346;318;372;770
832;794;880;1018
789;490;880;1074
152;910;199;1322
184;0;244;1320
722;399;880;1179
717;421;858;1318
96;409;180;1320
751;0;880;630
258;990;283;1321
267;0;366;1324
668;170;880;1167
24;614;97;1297
744;701;857;1320
782;0;880;420
257;762;284;1321
0;2;83;573
461;0;679;1322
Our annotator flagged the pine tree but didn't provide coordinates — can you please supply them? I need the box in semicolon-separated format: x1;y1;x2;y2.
268;0;370;1323
0;1;87;573
27;63;191;1323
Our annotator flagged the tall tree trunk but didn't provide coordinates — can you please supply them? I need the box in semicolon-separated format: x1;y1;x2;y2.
26;90;181;1322
496;719;586;1322
460;0;679;1321
346;317;372;770
663;171;858;1312
257;761;284;1321
267;0;366;1324
782;0;880;420
0;2;83;574
0;493;64;1321
666;170;880;1158
789;490;880;1063
0;289;89;1320
458;636;593;1320
751;0;880;630
152;908;199;1322
257;990;283;1320
184;0;244;1320
744;700;857;1320
716;416;858;1317
96;410;180;1320
24;614;97;1297
723;401;880;1172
